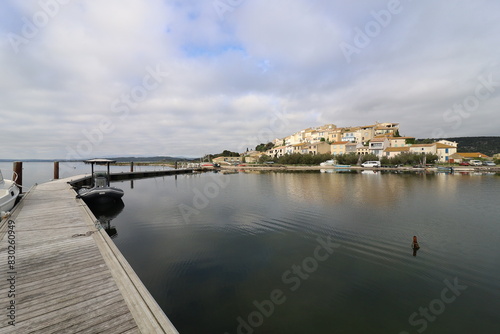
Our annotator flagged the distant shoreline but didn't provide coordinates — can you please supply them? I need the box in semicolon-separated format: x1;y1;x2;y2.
216;165;500;172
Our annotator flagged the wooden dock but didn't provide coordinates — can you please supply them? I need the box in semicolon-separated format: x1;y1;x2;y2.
69;168;198;188
0;177;179;333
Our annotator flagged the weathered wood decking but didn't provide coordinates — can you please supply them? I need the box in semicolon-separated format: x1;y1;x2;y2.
0;177;178;333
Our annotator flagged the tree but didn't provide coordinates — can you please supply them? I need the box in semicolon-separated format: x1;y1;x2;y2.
416;139;434;144
221;150;240;157
256;142;275;152
258;155;273;163
335;153;361;165
405;138;416;145
275;153;334;165
425;153;438;164
380;156;391;165
394;129;401;137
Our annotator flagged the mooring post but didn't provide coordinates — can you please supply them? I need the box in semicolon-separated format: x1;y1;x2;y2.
13;161;23;192
175;161;178;169
106;162;111;186
130;161;134;172
54;161;59;180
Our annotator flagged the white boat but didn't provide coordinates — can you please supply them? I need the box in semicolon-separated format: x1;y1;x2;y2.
0;170;20;213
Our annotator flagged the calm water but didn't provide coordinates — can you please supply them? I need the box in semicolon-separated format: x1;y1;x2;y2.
100;171;500;334
0;161;173;190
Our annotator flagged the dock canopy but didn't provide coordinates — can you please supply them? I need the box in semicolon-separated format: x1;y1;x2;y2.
84;159;117;186
84;159;117;164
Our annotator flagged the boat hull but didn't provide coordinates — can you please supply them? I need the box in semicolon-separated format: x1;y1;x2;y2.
77;186;124;204
0;180;20;213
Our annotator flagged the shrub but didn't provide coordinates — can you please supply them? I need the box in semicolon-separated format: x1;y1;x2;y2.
276;153;334;165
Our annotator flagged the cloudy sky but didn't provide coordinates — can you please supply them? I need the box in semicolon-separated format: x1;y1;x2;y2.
1;0;499;159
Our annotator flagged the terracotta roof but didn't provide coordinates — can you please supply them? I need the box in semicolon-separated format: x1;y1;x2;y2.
455;152;491;158
384;147;410;152
331;141;350;145
388;136;415;140
375;125;399;130
371;137;387;142
436;143;456;149
411;144;435;147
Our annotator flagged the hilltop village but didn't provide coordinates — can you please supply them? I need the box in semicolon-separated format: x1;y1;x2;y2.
212;122;487;165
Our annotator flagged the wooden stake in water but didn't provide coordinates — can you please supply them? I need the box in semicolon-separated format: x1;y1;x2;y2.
54;161;59;180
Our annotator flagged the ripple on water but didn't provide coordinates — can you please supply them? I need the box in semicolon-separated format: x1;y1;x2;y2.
110;172;500;334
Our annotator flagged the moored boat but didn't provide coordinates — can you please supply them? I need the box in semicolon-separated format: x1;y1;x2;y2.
76;159;124;204
0;170;20;214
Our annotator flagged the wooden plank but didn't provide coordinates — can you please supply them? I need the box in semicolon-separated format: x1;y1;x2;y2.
0;177;178;333
18;277;116;318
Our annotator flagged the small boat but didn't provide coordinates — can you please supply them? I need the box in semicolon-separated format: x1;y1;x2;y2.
0;170;20;213
76;159;124;204
437;166;454;173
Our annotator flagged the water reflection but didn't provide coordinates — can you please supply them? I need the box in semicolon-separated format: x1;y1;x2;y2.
87;199;125;238
107;171;500;334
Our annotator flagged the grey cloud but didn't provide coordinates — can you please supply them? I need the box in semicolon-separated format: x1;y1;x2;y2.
1;0;499;159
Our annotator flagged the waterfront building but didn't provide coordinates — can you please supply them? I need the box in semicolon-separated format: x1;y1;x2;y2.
260;121;461;163
384;146;411;159
330;141;350;156
356;143;370;155
213;156;241;164
448;152;491;163
369;137;390;158
436;143;457;162
388;136;414;147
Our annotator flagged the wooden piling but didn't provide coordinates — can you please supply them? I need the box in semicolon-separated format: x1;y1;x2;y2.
13;161;22;192
130;161;134;172
54;161;60;179
175;161;178;169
